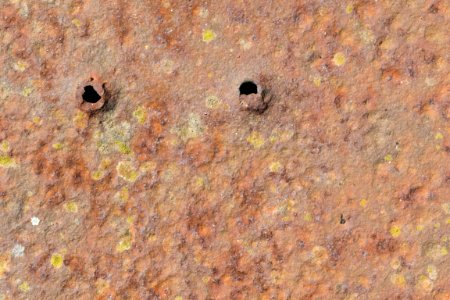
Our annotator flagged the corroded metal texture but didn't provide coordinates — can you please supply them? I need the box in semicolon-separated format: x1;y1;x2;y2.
0;0;449;299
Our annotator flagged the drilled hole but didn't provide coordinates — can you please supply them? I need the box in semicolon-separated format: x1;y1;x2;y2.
82;85;101;103
239;81;258;95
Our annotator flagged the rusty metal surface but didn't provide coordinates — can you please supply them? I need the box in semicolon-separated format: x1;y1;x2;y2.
0;0;449;299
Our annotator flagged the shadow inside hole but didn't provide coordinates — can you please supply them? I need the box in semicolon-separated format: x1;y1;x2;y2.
239;81;258;95
82;85;101;103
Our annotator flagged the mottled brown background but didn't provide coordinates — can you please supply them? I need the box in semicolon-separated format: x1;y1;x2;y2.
0;0;449;299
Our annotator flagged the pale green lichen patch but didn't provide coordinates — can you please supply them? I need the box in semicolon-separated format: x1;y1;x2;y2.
116;161;139;182
205;95;222;109
95;121;132;155
114;140;132;155
171;113;205;141
0;141;9;153
133;106;147;124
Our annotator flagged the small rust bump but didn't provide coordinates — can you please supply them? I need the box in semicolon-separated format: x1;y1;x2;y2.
239;81;272;114
77;75;108;112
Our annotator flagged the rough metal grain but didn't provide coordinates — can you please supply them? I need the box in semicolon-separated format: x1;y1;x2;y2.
0;0;449;299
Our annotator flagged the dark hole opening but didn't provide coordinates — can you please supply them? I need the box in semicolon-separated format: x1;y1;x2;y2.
340;214;346;224
239;81;258;95
82;85;101;103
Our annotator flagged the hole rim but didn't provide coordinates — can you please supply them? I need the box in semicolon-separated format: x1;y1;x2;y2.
77;78;107;112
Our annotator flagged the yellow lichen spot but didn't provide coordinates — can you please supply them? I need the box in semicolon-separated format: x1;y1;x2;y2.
390;273;406;287
311;246;329;265
100;158;113;169
64;201;78;213
22;87;33;97
32;116;42;125
345;4;354;14
133;106;147;125
384;154;393;162
114;140;132;155
73;110;88;129
0;141;9;153
50;253;64;269
416;224;424;231
202;29;217;43
52;143;64;150
14;60;28;72
269;161;283;173
148;234;157;242
313;76;322;87
116;236;132;253
359;198;368;208
205;95;222;109
91;170;105;181
417;275;433;292
174;297;183;300
119;187;129;202
246;131;265;149
304;212;312;222
427;264;437;280
0;155;16;168
202;276;210;284
72;18;82;27
446;218;450;225
0;254;10;278
193;176;205;188
390;225;401;238
434;132;444;140
333;52;346;66
390;257;401;270
117;161;139;182
95;278;110;295
18;281;30;293
126;216;135;225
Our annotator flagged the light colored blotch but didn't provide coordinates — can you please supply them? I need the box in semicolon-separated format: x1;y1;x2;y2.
172;113;205;141
239;38;253;50
13;60;28;72
205;95;222;109
12;244;25;258
311;246;329;265
427;264;438;280
30;217;40;226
